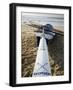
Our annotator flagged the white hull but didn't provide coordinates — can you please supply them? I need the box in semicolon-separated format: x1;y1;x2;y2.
32;36;51;77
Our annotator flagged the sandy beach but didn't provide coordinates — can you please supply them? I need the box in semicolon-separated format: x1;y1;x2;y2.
21;24;64;77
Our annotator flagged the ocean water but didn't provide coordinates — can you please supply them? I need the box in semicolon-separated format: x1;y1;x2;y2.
21;13;64;31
